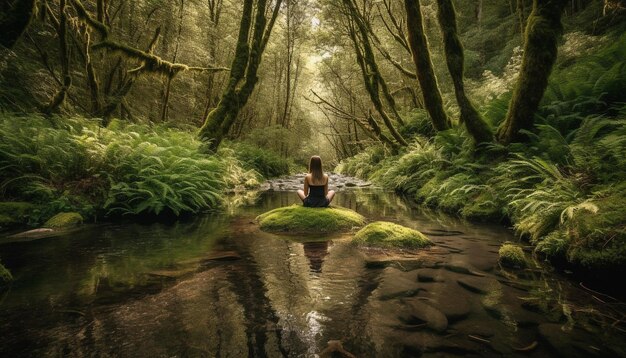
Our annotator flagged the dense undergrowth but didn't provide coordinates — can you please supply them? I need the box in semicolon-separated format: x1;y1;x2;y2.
0;116;291;226
337;32;626;270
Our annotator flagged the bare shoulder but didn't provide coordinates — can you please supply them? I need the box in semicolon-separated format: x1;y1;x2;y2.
324;173;329;183
304;173;311;182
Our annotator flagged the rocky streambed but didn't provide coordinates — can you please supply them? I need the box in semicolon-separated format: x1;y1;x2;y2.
0;181;624;357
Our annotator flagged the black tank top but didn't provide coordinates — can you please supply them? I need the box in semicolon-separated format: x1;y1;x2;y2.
304;178;329;207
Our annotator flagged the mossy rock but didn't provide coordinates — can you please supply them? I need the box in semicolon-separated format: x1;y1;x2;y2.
43;212;83;228
353;221;432;249
0;261;12;285
498;243;526;268
0;202;38;227
257;205;365;234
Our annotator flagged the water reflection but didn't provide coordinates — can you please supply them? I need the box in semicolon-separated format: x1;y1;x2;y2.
0;190;624;357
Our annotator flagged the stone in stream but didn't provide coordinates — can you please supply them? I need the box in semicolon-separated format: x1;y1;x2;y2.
457;276;499;294
43;212;83;228
398;331;481;356
421;285;472;323
256;205;365;234
416;268;445;283
398;298;449;333
375;267;422;301
538;323;608;357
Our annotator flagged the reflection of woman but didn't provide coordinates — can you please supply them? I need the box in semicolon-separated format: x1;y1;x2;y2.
297;156;335;207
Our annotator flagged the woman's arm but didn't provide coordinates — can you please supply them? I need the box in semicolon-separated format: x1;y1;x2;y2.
324;174;329;195
303;175;309;196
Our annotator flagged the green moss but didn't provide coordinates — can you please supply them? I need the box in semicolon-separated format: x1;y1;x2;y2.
0;261;12;285
0;202;37;227
498;243;527;268
43;212;83;228
353;221;432;249
257;205;365;234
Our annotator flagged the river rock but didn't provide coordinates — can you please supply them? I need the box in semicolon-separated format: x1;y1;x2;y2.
375;268;421;301
538;323;605;357
457;276;497;294
43;212;83;228
353;221;432;249
399;299;448;333
423;287;472;323
256;205;365;234
399;332;480;356
416;268;445;283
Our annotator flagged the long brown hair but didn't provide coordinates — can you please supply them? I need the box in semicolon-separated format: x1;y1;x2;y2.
308;155;324;184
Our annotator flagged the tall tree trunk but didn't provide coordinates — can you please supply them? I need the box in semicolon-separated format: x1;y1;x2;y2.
44;0;72;114
0;0;37;48
198;0;283;152
517;0;526;41
436;0;493;144
343;0;408;147
496;0;567;144
160;0;185;123
404;0;451;131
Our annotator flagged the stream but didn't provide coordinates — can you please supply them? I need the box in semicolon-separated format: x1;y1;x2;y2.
0;174;624;357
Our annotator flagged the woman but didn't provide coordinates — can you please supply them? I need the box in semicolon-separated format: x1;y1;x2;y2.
297;155;335;207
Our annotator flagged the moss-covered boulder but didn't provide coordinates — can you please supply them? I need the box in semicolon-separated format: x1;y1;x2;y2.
43;212;83;228
0;261;12;285
257;205;365;234
353;221;432;249
0;202;37;228
498;243;526;268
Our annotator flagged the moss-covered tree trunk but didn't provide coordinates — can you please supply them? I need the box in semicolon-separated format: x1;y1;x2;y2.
343;0;408;147
404;0;451;131
0;0;36;49
496;0;567;145
198;0;282;152
436;0;493;144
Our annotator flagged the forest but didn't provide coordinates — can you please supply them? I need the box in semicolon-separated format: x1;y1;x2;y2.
0;0;625;356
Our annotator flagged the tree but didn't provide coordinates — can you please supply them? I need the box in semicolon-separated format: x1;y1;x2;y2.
342;0;408;148
198;0;283;152
404;0;450;131
0;0;37;49
436;0;492;144
496;0;567;144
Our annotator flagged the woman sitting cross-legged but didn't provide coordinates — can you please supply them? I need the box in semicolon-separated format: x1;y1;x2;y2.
297;155;335;207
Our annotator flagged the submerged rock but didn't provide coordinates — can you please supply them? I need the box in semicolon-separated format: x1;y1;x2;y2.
353;221;432;249
399;299;448;333
43;212;83;228
256;205;365;234
498;243;526;268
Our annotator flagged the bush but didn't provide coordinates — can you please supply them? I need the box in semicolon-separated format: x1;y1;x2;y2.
227;141;291;178
0;115;253;221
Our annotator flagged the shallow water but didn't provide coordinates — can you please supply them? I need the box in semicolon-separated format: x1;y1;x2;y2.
1;189;625;357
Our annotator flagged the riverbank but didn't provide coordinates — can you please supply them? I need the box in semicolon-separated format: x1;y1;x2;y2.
0;114;293;230
335;120;626;272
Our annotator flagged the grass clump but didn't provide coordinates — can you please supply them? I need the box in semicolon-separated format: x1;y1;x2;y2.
0;260;12;285
353;221;432;249
257;205;365;234
498;243;527;268
43;212;83;228
228;141;291;178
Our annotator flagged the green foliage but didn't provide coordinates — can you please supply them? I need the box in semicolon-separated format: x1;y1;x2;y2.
227;141;291;178
256;204;365;234
352;221;432;249
498;243;526;268
0;115;257;222
0;259;12;285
